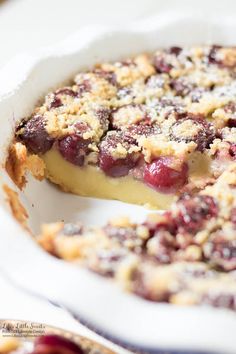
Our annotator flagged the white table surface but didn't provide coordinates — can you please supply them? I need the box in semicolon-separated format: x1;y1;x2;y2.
0;0;235;352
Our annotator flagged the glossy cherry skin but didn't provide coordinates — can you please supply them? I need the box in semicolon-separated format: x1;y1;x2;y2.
143;157;188;193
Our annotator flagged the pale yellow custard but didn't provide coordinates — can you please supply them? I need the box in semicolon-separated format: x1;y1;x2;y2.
43;149;174;209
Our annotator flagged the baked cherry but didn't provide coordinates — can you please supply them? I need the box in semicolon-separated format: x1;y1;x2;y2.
49;88;80;109
58;134;91;166
143;157;188;193
76;79;91;96
203;233;236;271
99;131;139;177
170;115;215;152
18;115;54;154
170;78;193;97
224;102;236;127
125;123;159;140
229;143;236;159
208;45;222;65
175;194;218;234
153;55;172;73
99;151;137;178
33;334;84;354
56;88;78;97
144;211;176;238
94;68;117;85
168;46;182;56
50;96;63;109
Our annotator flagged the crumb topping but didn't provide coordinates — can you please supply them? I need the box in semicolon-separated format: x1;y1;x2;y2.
15;46;236;166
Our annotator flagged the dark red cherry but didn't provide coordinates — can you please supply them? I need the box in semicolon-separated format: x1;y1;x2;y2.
99;150;137;177
175;194;218;234
125;123;159;140
50;96;63;109
76;79;91;96
56;88;78;97
143;157;188;193
99;132;139;177
208;45;222;65
153;55;172;74
170;115;215;152
58;134;91;166
168;47;182;56
18;115;54;154
223;102;236;127
229;143;236;159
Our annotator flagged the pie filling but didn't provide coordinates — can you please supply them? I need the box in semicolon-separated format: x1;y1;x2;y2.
43;148;175;209
6;45;236;311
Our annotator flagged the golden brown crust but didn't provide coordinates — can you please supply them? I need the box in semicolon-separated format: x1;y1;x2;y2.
3;184;28;230
5;142;28;189
6;142;45;189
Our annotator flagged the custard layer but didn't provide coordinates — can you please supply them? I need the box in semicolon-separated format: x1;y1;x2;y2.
43;149;175;209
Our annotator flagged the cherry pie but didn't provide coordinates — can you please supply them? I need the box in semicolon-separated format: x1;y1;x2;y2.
7;45;236;311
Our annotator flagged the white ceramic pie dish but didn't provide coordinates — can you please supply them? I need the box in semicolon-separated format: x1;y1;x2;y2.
0;12;236;354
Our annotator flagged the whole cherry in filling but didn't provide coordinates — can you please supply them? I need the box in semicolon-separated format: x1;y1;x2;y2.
18;115;54;154
99;131;139;177
32;334;84;354
58;122;91;166
143;157;188;193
